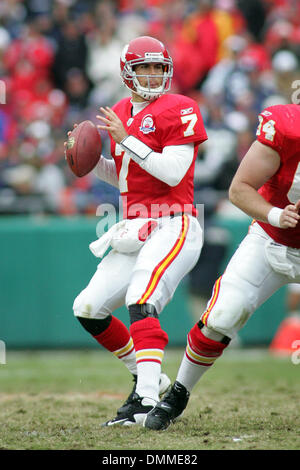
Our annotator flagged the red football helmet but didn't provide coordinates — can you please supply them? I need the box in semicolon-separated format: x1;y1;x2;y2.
120;36;173;100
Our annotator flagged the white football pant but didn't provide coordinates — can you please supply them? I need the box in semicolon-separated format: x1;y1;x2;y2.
73;214;202;319
202;222;300;339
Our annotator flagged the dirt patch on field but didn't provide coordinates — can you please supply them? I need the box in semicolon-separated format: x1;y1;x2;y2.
0;391;125;403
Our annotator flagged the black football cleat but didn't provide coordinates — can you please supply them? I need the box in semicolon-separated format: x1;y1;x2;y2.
144;381;190;430
101;373;171;426
102;393;155;426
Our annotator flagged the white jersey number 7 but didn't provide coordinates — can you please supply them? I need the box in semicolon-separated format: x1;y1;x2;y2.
181;113;198;137
115;143;130;193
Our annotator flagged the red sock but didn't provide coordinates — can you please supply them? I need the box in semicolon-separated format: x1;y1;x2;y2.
187;322;228;366
93;316;133;356
130;317;168;365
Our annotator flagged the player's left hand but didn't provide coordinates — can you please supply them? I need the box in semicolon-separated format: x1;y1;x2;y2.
96;107;128;144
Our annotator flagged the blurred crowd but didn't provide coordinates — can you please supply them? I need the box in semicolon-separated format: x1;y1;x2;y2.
0;0;299;216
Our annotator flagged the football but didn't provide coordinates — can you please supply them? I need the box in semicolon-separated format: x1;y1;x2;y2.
65;120;102;177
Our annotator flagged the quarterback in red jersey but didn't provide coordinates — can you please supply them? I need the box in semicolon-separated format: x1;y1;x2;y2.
70;36;208;427
144;103;300;431
107;92;206;219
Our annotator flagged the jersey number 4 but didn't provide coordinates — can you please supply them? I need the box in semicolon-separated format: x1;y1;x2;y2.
256;117;276;142
257;117;300;203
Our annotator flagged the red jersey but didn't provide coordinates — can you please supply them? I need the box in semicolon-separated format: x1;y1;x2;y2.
111;93;207;218
256;104;300;248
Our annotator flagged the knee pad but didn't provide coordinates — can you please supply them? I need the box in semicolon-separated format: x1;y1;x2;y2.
128;303;158;324
73;291;109;320
73;292;96;318
77;315;112;336
203;284;250;338
198;320;230;345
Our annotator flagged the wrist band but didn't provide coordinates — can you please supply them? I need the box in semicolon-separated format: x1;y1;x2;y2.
120;135;153;161
267;207;283;227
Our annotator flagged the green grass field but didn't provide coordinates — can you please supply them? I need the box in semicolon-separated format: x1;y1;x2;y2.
0;348;299;451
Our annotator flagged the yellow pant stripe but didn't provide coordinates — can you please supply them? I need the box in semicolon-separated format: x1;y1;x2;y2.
202;276;222;325
138;215;189;304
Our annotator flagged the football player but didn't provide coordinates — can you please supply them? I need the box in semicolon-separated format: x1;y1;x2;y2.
286;283;300;317
70;36;208;426
144;103;300;430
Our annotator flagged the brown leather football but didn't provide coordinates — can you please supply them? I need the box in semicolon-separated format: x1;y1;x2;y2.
65;120;102;177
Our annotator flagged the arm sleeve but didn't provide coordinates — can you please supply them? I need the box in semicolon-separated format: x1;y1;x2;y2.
137;143;194;187
93;155;119;188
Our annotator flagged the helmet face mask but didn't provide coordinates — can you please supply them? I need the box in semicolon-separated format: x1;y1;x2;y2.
120;37;173;101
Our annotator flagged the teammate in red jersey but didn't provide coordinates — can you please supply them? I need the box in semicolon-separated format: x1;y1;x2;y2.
144;104;300;430
70;36;208;426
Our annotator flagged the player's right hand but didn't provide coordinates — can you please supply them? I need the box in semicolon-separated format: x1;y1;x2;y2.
96;107;128;144
280;200;300;228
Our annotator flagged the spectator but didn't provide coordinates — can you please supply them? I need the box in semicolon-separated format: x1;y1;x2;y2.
86;4;127;106
64;68;91;110
52;15;88;91
236;0;267;41
0;0;299;216
271;49;299;102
